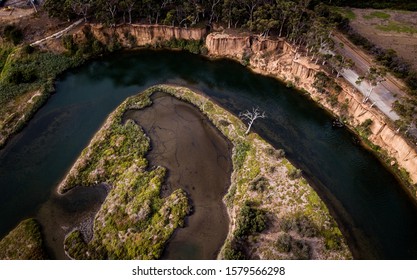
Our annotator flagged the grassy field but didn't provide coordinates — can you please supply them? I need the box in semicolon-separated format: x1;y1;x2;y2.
348;8;417;70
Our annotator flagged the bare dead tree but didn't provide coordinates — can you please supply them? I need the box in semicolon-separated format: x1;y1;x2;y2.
239;107;266;135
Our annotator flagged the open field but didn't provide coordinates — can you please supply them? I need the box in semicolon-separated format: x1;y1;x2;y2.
347;8;417;70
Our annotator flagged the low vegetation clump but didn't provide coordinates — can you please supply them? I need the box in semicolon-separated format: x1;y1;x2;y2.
235;201;268;238
155;38;205;54
357;119;373;139
0;219;46;260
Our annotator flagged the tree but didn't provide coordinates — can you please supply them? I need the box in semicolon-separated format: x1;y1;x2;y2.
275;0;293;37
239;107;266;135
330;54;354;77
71;0;92;22
356;67;386;103
208;0;222;25
120;0;137;24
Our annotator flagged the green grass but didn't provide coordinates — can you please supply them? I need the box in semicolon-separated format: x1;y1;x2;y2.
364;11;391;20
331;7;356;20
376;21;417;33
0;48;77;105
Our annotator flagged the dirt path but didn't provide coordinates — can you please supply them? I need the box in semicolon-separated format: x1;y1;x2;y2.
30;19;83;47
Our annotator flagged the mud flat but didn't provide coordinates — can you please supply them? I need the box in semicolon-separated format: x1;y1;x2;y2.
124;92;232;259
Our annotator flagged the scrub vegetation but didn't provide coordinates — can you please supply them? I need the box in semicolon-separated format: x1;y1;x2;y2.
0;219;46;260
0;43;78;148
59;88;190;259
57;85;351;260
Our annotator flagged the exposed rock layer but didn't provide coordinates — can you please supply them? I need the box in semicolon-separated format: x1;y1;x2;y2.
68;25;417;194
205;32;417;191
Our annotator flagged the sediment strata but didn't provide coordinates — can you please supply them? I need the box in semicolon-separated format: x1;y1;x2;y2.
205;32;417;196
8;23;417;199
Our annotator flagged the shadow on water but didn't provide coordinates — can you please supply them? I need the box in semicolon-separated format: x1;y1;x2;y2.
1;49;417;259
124;92;232;259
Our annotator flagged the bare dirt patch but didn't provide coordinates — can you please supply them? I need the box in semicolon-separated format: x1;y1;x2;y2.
349;8;417;70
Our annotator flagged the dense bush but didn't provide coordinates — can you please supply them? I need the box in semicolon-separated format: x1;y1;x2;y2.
2;25;23;45
249;176;268;192
157;38;204;54
235;201;267;238
0;49;77;105
233;141;251;169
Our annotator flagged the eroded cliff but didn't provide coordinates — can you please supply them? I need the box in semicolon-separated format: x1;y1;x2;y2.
73;24;207;48
206;32;417;194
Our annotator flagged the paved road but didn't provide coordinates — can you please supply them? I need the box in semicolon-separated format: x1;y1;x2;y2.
332;33;403;121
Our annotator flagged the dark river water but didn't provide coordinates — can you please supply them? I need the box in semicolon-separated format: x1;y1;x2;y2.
1;49;417;259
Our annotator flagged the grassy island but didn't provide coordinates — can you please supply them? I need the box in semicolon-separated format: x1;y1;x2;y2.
57;84;351;260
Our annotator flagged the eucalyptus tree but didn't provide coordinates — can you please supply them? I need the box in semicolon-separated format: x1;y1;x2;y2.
120;0;137;24
222;0;246;28
70;0;93;22
275;0;293;37
238;0;262;27
207;0;222;25
252;2;279;36
330;54;354;77
356;67;386;103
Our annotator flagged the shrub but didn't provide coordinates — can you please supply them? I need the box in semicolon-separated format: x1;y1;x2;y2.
275;233;293;253
233;141;251;169
3;25;23;45
249;176;268;192
292;239;311;260
235;201;267;238
62;35;78;55
288;168;302;180
223;240;246;260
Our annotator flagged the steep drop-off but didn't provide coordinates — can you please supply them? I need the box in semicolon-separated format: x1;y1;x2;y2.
205;32;417;196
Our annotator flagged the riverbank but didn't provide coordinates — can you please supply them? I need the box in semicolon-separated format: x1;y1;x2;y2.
203;32;417;198
0;84;351;259
1;22;415;259
0;218;46;260
37;22;417;199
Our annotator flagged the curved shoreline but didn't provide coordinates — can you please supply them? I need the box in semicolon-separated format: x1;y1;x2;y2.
51;84;351;259
3;23;415;202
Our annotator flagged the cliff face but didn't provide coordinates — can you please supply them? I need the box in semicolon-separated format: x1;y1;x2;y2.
206;32;417;191
75;24;207;47
69;26;417;193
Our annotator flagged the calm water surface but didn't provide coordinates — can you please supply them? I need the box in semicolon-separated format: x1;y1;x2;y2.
1;50;417;259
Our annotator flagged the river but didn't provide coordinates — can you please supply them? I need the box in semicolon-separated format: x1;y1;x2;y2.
0;49;417;259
